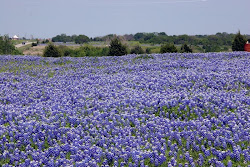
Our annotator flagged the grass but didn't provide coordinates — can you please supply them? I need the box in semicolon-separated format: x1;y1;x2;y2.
17;43;33;53
11;39;35;45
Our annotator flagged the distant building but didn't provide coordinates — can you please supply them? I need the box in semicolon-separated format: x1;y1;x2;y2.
245;41;250;52
12;35;19;40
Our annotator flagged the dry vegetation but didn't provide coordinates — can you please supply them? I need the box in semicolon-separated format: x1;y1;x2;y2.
23;45;46;56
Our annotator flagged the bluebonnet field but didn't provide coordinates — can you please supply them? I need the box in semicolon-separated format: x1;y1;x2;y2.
0;52;249;167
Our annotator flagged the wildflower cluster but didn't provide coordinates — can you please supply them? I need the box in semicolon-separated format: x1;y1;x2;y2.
0;52;249;167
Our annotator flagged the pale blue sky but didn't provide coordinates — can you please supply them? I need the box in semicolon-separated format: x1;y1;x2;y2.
1;0;249;38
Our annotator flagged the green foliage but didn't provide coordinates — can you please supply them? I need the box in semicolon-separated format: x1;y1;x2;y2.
160;43;177;53
52;34;75;43
51;32;243;53
0;35;22;55
109;37;128;56
52;34;89;44
43;43;62;57
130;45;145;54
134;33;145;40
145;48;151;54
56;45;109;57
180;43;193;53
202;44;221;52
75;35;90;44
133;54;154;61
232;31;246;51
42;39;50;44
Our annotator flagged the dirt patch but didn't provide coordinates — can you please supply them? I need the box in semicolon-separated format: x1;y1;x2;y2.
23;45;46;56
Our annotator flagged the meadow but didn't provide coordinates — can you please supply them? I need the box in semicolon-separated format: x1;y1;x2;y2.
0;52;249;167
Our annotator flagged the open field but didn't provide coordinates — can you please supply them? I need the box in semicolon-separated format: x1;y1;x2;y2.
22;45;46;56
0;52;249;166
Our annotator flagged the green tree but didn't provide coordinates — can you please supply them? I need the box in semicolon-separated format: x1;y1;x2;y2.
43;43;62;57
180;43;193;53
0;35;21;55
108;37;128;56
75;35;90;44
159;32;167;36
160;43;177;53
232;31;246;51
130;45;144;54
134;33;144;41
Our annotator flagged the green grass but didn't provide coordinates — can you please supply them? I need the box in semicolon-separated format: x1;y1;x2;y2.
17;43;32;53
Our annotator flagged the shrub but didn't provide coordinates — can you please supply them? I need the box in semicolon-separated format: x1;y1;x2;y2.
55;45;109;57
232;31;246;51
130;45;145;54
180;43;193;53
109;37;128;56
43;43;62;57
160;43;177;53
145;48;151;54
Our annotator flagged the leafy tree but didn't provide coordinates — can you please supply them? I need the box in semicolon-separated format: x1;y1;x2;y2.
134;33;144;41
52;34;73;43
160;43;177;53
232;31;246;51
43;43;62;57
159;32;167;36
180;43;193;53
130;45;144;54
0;35;21;55
75;35;90;44
108;37;128;56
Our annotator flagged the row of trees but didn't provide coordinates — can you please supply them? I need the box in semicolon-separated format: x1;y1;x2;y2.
43;37;193;57
44;31;248;57
52;32;250;46
51;32;249;52
52;34;90;44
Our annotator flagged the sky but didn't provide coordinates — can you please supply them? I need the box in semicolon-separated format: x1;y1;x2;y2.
1;0;250;39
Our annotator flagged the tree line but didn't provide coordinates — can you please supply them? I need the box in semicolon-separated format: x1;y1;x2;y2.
44;32;248;57
0;31;248;56
44;36;195;57
52;32;250;45
52;32;250;53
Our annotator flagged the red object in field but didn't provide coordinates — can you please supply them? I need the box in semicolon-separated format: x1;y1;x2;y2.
245;44;250;52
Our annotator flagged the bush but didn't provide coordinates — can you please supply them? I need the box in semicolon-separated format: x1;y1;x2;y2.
109;37;128;56
55;45;109;57
160;43;177;53
145;48;151;54
232;31;246;51
43;43;62;57
180;43;193;53
130;45;145;54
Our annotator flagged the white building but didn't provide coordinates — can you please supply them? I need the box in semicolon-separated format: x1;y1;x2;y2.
12;35;19;40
